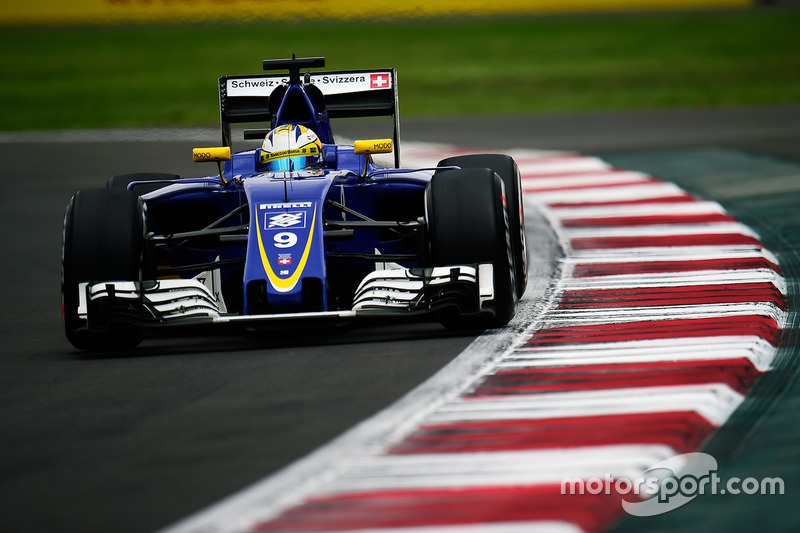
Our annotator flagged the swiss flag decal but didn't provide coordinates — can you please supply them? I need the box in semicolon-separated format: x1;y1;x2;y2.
370;74;390;89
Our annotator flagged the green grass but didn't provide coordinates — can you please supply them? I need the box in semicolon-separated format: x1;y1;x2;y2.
1;10;799;131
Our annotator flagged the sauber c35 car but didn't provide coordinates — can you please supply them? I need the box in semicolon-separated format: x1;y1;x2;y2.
61;56;527;350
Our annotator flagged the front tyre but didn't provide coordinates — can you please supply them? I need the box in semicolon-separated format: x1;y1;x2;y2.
426;168;517;329
436;154;527;298
62;188;148;351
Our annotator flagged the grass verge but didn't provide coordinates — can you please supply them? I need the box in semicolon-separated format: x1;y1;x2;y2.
1;10;798;131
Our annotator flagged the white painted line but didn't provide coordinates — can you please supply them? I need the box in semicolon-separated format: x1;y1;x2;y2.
517;158;612;175
569;245;775;262
560;269;786;294
425;384;744;427
550;201;727;218
502;336;778;372
560;222;758;238
529;183;687;203
321;445;677;492
520;171;650;189
542;302;785;325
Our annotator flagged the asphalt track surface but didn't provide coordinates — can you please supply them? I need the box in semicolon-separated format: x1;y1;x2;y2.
1;106;800;533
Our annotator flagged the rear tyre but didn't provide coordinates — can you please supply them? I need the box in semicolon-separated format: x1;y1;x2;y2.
426;168;516;329
107;172;180;195
62;188;148;351
436;154;527;298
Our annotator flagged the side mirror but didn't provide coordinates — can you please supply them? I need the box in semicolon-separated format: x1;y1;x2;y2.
193;147;232;183
353;139;393;155
353;139;393;177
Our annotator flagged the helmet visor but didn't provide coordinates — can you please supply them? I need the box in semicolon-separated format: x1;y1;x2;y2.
266;154;320;171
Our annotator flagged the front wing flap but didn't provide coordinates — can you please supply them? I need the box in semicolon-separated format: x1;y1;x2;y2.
77;264;495;331
352;265;494;314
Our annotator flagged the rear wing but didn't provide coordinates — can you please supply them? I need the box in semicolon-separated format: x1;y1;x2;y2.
218;67;400;167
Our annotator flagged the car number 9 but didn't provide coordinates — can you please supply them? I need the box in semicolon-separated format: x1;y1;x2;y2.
274;232;297;248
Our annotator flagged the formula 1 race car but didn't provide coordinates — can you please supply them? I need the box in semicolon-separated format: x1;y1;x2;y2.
61;56;527;350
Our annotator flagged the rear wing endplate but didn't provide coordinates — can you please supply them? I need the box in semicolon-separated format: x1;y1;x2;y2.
218;68;400;167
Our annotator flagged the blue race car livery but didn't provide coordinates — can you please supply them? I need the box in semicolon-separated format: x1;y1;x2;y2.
61;56;527;350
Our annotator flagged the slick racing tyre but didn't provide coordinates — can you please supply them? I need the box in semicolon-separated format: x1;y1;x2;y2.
107;172;180;195
62;188;148;351
426;167;517;329
436;154;527;298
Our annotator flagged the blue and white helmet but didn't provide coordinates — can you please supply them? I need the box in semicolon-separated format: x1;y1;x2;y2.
260;124;323;171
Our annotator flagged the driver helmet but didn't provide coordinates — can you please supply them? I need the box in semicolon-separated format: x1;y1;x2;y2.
260;124;323;171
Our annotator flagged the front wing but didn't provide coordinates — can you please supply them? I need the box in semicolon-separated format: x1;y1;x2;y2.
76;265;495;331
